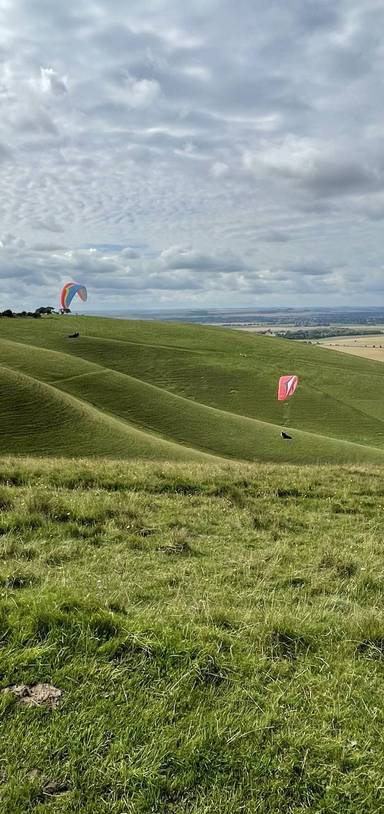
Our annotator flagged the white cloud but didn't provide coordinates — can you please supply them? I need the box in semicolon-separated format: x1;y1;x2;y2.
210;161;229;178
40;67;68;96
0;0;383;307
114;75;161;108
244;136;321;179
182;65;211;81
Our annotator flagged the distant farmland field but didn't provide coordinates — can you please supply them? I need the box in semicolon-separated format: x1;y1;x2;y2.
318;334;384;362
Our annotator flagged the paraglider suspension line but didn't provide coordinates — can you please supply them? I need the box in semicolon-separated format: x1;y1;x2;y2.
282;399;291;430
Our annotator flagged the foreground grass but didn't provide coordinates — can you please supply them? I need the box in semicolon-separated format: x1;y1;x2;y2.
1;458;384;812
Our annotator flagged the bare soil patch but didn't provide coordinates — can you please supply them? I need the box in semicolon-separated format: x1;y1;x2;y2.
2;683;62;708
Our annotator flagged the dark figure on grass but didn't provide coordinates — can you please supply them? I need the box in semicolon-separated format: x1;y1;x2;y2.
281;431;292;440
68;332;80;339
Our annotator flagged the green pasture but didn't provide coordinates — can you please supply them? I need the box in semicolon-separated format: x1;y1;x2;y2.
0;316;383;462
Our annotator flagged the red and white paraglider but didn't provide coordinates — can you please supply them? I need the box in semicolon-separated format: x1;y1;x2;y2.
277;375;299;439
277;375;299;401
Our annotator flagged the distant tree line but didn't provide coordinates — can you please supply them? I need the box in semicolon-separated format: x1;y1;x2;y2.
277;328;384;340
0;307;57;319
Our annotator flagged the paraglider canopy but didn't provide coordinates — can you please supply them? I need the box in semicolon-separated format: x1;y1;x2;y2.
277;375;299;401
60;282;87;311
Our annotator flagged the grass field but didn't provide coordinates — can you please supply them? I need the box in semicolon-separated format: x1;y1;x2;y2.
1;316;384;464
1;457;384;813
2;321;384;811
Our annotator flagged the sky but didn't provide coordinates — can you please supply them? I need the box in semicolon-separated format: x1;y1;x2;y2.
0;0;384;310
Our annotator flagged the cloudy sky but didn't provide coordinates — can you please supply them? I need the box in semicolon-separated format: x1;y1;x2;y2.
0;0;383;310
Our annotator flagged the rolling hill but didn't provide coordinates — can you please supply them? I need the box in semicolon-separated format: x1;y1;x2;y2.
0;315;384;463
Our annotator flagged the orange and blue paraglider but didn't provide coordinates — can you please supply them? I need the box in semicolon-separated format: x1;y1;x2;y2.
60;282;87;311
277;375;299;401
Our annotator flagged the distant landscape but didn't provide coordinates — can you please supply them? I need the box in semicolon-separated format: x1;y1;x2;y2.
88;306;384;326
88;306;384;341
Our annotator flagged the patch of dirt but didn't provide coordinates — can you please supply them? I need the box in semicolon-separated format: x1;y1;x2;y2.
268;630;311;660
27;771;69;797
137;527;156;537
2;683;62;708
356;639;384;660
42;780;69;797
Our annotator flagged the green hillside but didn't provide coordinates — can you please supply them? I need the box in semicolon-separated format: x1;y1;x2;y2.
1;457;384;813
0;316;384;462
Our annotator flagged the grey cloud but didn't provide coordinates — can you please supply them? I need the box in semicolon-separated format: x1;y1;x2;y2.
286;263;332;277
32;217;65;233
31;242;67;251
0;233;26;248
92;24;165;63
0;239;375;308
147;271;204;290
328;44;373;80
160;246;246;273
303;159;379;198
259;230;291;243
355;198;384;221
245;139;384;201
121;247;140;259
13;110;58;136
0;0;384;307
0;142;11;161
295;0;341;32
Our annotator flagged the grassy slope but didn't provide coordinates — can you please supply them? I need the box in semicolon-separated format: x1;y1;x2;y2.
1;458;384;813
0;363;209;462
0;316;384;462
